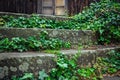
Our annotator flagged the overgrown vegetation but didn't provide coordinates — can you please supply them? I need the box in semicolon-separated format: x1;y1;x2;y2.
49;53;99;80
96;50;120;75
0;17;5;26
11;50;120;80
1;15;79;29
0;31;71;52
73;0;120;44
12;53;99;80
0;0;120;79
1;0;120;45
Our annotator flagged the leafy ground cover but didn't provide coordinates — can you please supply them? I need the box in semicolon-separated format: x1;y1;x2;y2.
73;0;120;44
0;0;120;45
0;14;78;29
0;0;119;79
12;53;100;80
0;31;71;52
12;50;120;80
96;50;120;76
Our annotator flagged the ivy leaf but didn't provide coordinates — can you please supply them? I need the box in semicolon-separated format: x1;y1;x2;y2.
38;69;48;80
20;73;33;80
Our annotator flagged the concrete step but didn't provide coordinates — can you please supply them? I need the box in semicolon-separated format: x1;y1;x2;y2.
0;46;120;79
104;76;120;80
0;28;96;48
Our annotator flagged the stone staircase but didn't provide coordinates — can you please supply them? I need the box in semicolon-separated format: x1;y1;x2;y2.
0;28;120;80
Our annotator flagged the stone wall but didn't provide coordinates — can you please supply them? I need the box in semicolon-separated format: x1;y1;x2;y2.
0;28;96;48
0;54;55;79
0;47;120;80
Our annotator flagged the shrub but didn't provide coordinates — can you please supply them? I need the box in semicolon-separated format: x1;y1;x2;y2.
1;0;120;44
98;50;120;74
73;0;120;44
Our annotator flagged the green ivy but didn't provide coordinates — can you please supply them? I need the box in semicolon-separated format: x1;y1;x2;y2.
49;53;78;80
0;31;71;52
1;0;120;44
12;53;99;80
50;53;98;80
73;0;120;44
12;73;34;80
99;50;120;74
0;17;5;26
1;14;79;29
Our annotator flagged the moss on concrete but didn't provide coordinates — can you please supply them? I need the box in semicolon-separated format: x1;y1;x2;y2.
0;28;97;48
0;47;120;79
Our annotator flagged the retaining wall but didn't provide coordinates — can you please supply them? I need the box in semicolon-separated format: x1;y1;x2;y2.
0;47;120;79
0;28;96;48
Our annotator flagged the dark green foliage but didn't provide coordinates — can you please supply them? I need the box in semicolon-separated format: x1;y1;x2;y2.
73;0;120;44
12;53;98;80
49;53;78;80
0;31;71;52
1;14;79;29
0;38;10;52
100;50;120;74
0;37;41;52
48;53;98;80
1;0;120;44
0;17;5;26
2;15;52;28
11;51;120;80
39;31;71;50
12;73;34;80
77;68;97;80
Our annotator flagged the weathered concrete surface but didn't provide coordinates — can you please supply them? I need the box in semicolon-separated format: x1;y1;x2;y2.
0;12;71;21
0;28;96;48
104;76;120;80
0;47;120;80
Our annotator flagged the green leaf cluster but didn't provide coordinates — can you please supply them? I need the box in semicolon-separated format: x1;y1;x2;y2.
12;73;34;80
0;17;5;26
1;0;120;45
99;50;120;74
2;15;79;29
12;51;120;80
0;32;71;52
48;53;98;80
12;53;99;80
49;53;78;80
73;0;120;44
